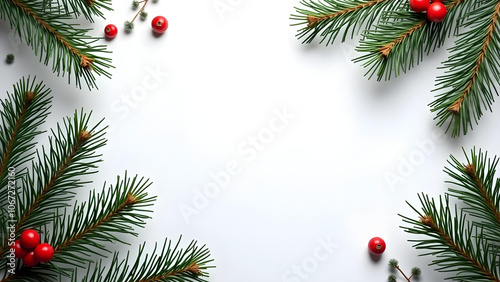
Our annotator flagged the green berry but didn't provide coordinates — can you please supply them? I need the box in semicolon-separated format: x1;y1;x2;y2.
6;54;14;64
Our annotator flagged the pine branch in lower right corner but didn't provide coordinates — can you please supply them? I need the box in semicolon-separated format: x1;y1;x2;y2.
401;193;500;281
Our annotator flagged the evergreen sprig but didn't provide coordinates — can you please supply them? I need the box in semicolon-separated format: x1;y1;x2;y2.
401;149;500;281
291;0;500;137
42;0;112;22
430;0;500;136
0;78;213;281
0;0;113;89
78;238;213;282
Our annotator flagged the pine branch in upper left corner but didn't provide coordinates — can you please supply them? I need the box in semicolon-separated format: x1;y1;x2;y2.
0;0;113;90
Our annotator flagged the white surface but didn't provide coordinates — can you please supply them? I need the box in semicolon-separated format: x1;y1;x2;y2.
1;1;500;281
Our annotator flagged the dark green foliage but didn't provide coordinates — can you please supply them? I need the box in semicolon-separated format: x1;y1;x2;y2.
0;78;213;281
291;0;500;137
401;149;500;281
0;0;113;89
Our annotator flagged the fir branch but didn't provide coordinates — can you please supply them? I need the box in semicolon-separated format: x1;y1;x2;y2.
401;193;500;281
291;0;403;45
0;77;51;206
79;238;214;282
49;174;155;269
0;0;113;89
42;0;112;22
429;0;500;137
354;0;472;81
445;149;500;246
0;110;106;257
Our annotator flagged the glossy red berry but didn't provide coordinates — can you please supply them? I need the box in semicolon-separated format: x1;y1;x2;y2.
151;16;168;34
427;2;447;22
34;243;54;263
20;229;40;249
104;24;118;39
368;237;386;255
409;0;430;13
22;251;39;267
13;240;29;258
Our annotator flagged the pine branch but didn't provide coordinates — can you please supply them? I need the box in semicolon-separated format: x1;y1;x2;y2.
429;0;500;137
42;0;112;22
291;0;404;45
49;174;155;269
401;194;500;281
79;238;214;282
0;0;113;89
445;149;500;248
0;77;51;207
3;174;156;280
354;0;472;81
0;110;106;258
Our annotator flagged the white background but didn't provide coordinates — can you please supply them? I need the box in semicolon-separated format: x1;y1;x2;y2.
1;1;500;281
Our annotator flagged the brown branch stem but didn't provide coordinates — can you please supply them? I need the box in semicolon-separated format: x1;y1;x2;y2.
395;266;411;282
131;0;150;23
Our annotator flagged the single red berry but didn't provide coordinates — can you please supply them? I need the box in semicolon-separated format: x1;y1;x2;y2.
427;2;447;22
13;240;29;258
34;243;54;263
409;0;430;13
151;16;168;34
20;229;40;249
368;237;386;255
104;24;118;39
22;251;39;267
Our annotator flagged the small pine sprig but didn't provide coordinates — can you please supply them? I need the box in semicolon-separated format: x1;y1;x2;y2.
388;258;421;281
125;0;155;31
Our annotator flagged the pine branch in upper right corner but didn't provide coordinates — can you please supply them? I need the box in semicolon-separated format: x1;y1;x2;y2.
354;0;475;81
429;0;500;137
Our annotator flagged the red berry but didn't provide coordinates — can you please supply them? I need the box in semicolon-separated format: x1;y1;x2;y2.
151;16;168;34
34;243;54;263
22;251;38;267
427;2;447;22
409;0;430;13
13;240;29;258
104;24;118;39
368;237;386;255
20;229;40;249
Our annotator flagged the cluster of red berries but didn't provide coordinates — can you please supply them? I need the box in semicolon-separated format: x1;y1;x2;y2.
13;229;54;267
409;0;447;22
104;16;168;39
